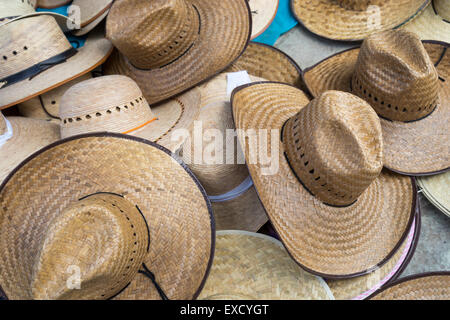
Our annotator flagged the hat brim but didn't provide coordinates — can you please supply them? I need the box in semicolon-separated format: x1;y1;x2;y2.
417;171;450;216
198;231;334;300
0;24;113;110
291;0;430;42
71;8;110;37
231;81;416;278
302;41;450;176
0;133;214;300
250;0;279;39
103;0;251;105
71;0;112;28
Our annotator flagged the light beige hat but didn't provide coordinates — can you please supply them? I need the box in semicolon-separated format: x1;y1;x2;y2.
59;75;201;153
38;0;71;9
248;0;279;39
303;30;450;175
198;231;334;300
232;85;417;278
403;0;450;42
68;0;113;36
0;133;214;300
417;171;450;217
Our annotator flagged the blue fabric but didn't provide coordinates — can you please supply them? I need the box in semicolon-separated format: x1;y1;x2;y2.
253;0;298;45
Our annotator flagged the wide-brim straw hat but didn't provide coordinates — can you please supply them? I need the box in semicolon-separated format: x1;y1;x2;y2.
290;0;430;41
59;75;201;153
302;35;450;175
417;171;450;217
198;231;334;300
402;0;450;43
103;0;251;105
248;0;279;39
0;133;214;300
369;272;450;300
64;0;113;36
231;83;417;278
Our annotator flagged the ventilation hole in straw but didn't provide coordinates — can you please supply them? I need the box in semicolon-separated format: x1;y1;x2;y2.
309;169;315;174
3;56;7;60
12;51;17;55
304;161;309;166
51;100;56;105
315;177;320;181
96;112;101;117
86;115;91;119
24;46;28;50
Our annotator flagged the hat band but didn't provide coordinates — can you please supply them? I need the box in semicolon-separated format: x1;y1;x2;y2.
208;176;254;203
0;115;13;147
0;47;77;89
122;117;158;134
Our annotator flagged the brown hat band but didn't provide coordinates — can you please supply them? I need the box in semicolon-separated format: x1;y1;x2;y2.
121;117;157;135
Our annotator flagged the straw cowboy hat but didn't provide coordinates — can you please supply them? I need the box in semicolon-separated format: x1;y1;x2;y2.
417;171;450;217
0;133;214;300
247;0;279;39
103;0;251;105
0;1;113;110
0;112;60;184
303;30;450;175
231;86;417;278
59;75;201;153
64;0;113;36
369;272;450;299
403;0;450;43
198;231;334;300
291;0;430;41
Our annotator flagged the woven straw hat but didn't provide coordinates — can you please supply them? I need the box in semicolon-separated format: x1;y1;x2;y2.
232;84;417;278
369;272;450;300
38;0;71;9
59;75;201;153
0;113;60;184
68;0;113;36
103;0;251;105
248;0;279;39
303;30;450;175
403;0;450;43
417;171;450;217
0;133;214;300
291;0;430;41
198;231;334;300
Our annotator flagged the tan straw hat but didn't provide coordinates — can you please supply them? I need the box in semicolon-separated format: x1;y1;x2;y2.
0;113;60;184
103;0;251;105
248;0;279;39
68;0;113;36
59;75;201;153
198;231;334;300
231;84;417;278
291;0;430;41
303;30;450;175
38;0;71;9
402;0;450;43
417;171;450;217
369;272;450;300
0;133;214;300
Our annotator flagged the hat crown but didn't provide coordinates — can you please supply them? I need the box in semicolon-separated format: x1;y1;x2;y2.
31;193;149;300
59;75;156;138
337;0;385;11
106;0;200;69
352;30;439;122
283;91;383;207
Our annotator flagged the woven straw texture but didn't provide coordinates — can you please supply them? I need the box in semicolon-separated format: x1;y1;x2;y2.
303;33;450;175
291;0;430;41
232;82;416;278
403;0;450;42
198;231;334;300
0;16;113;109
370;273;450;300
248;0;279;39
0;134;213;300
418;171;450;216
104;0;250;105
38;0;71;9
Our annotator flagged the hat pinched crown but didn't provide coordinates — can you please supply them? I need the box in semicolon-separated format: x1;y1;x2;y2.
283;91;383;207
352;30;439;122
31;193;149;300
337;0;385;11
106;0;200;69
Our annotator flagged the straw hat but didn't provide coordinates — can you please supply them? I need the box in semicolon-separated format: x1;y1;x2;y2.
198;231;334;300
291;0;430;41
303;30;450;175
403;0;450;43
0;133;214;300
38;1;71;9
231;85;417;278
0;113;60;184
248;0;279;39
59;75;201;153
68;0;113;36
417;171;450;217
369;272;450;300
103;0;251;105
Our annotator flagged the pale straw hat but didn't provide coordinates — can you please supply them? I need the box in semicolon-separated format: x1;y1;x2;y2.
303;30;450;175
403;0;450;43
198;231;334;300
417;171;450;217
103;0;251;105
369;272;450;300
232;85;417;278
0;133;214;300
59;75;201;153
291;0;430;41
68;0;113;36
248;0;279;39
